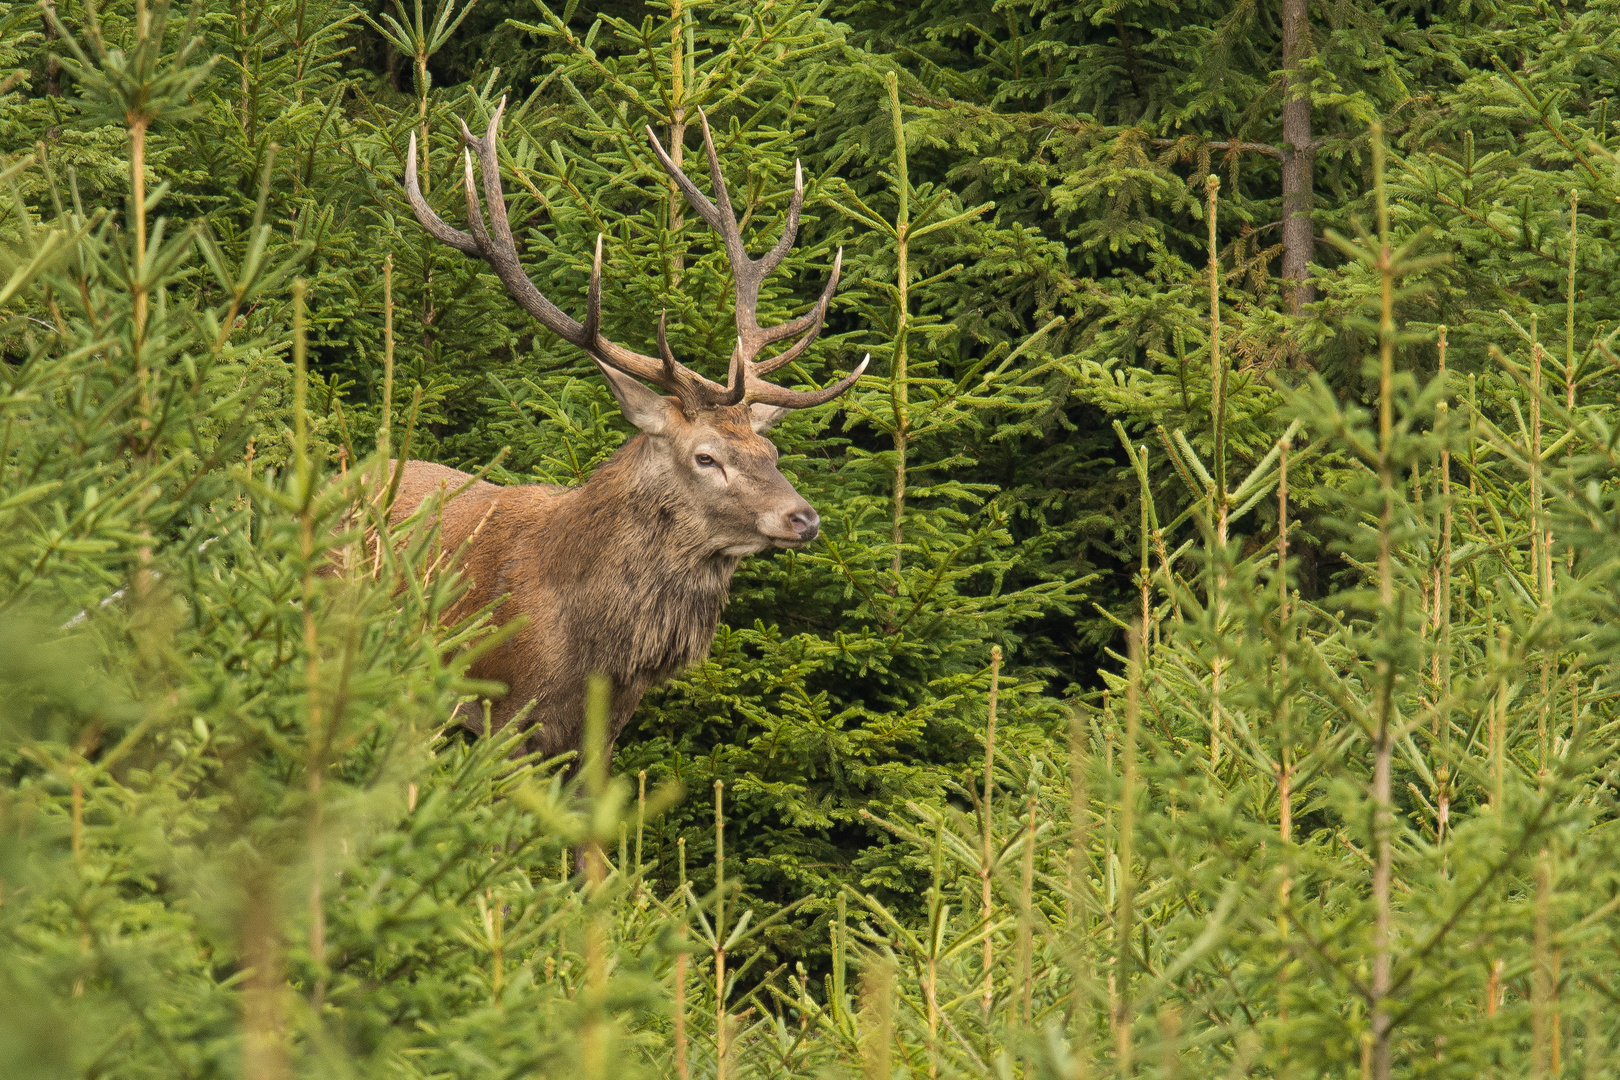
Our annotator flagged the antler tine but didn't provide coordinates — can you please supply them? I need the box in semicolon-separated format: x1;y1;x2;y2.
751;277;835;377
461;99;589;345
405;130;480;255
654;311;708;416
749;318;821;377
460;148;493;254
583;233;604;346
655;311;679;381
752;248;842;353
745;355;870;410
748;250;840;377
717;345;747;406
644;123;725;234
646;113;768;302
694;109;751;270
756;160;804;279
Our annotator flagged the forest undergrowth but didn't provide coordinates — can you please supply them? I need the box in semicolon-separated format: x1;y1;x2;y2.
4;0;1620;1076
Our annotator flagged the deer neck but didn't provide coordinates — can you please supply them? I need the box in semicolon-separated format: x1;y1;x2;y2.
554;435;741;680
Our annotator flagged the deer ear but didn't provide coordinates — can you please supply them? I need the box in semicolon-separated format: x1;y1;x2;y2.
596;360;683;435
749;403;790;433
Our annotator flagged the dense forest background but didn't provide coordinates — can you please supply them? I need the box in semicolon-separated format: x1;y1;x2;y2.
5;0;1620;1076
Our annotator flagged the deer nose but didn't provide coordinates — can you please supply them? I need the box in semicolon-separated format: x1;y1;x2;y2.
787;508;820;541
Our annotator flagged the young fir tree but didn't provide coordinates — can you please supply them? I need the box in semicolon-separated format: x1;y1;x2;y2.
3;5;688;1077
717;125;1620;1080
9;0;1620;1076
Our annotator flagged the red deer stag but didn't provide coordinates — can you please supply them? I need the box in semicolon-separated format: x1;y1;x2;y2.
392;100;865;762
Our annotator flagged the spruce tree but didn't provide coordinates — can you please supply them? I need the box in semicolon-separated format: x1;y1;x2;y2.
7;0;1620;1076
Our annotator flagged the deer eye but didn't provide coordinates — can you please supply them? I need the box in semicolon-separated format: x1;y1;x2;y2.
695;453;717;467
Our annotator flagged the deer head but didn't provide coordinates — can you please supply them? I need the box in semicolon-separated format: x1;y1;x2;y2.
403;101;865;557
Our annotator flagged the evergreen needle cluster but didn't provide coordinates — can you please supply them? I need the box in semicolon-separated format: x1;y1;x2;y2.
4;0;1620;1076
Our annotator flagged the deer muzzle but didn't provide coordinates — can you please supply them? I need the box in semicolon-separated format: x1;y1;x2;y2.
763;503;820;546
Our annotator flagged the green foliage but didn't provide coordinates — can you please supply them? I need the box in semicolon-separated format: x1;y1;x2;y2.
6;0;1620;1077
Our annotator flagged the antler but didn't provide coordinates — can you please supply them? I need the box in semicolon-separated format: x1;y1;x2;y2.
645;110;868;409
402;98;865;415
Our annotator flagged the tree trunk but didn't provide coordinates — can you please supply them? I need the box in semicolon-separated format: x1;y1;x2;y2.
42;0;61;98
1280;0;1313;314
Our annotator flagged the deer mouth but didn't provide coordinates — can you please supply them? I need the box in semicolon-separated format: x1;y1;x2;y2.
729;533;805;554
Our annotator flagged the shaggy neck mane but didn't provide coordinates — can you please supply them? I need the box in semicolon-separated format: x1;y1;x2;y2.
544;434;740;680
